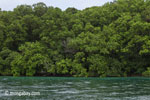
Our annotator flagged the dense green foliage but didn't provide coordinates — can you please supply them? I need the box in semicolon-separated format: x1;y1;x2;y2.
1;0;150;77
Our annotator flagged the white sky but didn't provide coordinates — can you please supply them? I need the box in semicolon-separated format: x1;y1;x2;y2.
0;0;113;11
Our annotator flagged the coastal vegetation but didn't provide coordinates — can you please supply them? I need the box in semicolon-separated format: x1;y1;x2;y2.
0;0;150;77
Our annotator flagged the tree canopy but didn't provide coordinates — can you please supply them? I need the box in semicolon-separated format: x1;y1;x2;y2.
0;0;150;77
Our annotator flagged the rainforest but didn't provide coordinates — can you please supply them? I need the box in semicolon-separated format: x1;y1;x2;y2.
0;0;150;77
